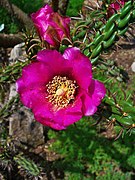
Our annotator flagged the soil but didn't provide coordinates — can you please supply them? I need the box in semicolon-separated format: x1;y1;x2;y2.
109;37;135;76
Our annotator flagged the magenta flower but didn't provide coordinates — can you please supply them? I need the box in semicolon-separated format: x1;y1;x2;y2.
107;0;128;17
16;47;106;130
31;4;71;48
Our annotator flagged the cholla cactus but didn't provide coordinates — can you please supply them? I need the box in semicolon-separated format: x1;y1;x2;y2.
83;1;135;62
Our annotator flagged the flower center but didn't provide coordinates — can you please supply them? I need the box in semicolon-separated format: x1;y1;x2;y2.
46;76;78;109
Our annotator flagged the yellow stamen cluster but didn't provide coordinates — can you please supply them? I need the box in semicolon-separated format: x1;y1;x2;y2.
46;76;78;109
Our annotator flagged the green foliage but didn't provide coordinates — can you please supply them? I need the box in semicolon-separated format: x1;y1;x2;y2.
127;154;135;169
0;60;29;85
72;1;135;63
89;0;135;61
92;61;135;136
0;8;19;33
14;155;40;177
0;0;84;32
48;118;135;179
0;0;43;33
47;54;135;179
0;95;19;118
66;0;84;16
0;128;41;178
10;0;43;14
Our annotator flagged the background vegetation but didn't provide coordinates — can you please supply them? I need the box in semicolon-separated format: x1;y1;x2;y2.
0;0;84;33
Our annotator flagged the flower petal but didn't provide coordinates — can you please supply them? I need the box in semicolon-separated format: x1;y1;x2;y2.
63;47;92;68
33;102;56;129
31;4;53;29
37;49;72;76
16;48;106;130
44;26;60;47
89;80;106;106
17;82;46;108
32;96;66;130
31;5;70;48
54;97;83;127
79;80;106;116
49;13;70;39
80;91;98;116
19;61;53;88
107;0;128;17
32;94;82;130
63;47;92;89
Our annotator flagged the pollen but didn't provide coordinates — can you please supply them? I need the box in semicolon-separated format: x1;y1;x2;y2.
46;76;78;109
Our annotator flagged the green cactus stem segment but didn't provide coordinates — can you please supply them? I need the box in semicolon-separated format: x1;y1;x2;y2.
85;1;135;63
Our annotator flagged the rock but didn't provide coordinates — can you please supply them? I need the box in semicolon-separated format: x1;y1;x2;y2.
9;42;26;62
0;24;4;32
131;62;135;72
9;83;17;100
8;83;45;148
9;107;45;147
